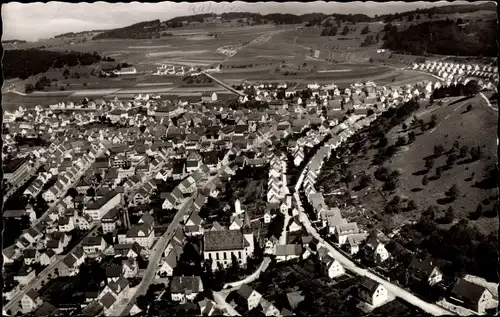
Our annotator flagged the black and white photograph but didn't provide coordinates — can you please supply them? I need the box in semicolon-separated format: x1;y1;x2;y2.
1;1;498;316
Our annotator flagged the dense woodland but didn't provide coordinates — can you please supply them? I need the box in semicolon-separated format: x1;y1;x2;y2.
3;49;104;80
378;2;496;22
382;19;497;57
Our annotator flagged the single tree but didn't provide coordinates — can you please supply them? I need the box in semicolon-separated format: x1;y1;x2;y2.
408;131;416;143
459;145;469;158
470;146;482;161
447;184;460;200
341;25;350;35
433;144;444;157
466;104;472;112
422;175;429;186
407;200;417;210
446;153;458;167
361;25;370;34
395;136;406;147
425;157;435;170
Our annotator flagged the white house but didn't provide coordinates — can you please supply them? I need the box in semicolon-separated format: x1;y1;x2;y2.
321;253;345;278
358;277;389;308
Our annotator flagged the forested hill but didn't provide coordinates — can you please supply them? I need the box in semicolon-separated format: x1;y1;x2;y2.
378;2;497;22
3;49;104;80
382;19;497;57
92;20;162;40
90;13;373;39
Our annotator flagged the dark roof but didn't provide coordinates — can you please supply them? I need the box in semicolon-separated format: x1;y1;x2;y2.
170;276;203;294
4;157;28;173
33;301;57;317
451;278;488;304
204;229;250;252
86;192;120;210
359;277;381;295
202;151;219;165
99;291;117;309
106;264;123;278
410;258;439;277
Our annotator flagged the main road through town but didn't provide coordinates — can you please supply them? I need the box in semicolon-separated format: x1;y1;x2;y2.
292;146;453;316
118;136;272;316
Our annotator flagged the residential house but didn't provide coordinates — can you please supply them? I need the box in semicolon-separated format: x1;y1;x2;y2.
448;278;494;315
321;253;345;278
227;284;263;313
365;231;390;263
335;222;359;246
39;249;57;266
171;276;204;303
98;278;130;316
61;246;86;276
409;258;443;286
23;248;40;266
82;236;107;256
102;208;121;234
14;266;37;285
21;289;43;314
275;244;302;262
358;277;389;308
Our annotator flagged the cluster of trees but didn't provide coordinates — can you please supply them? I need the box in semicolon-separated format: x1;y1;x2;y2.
4;49;104;80
360;34;379;47
378;2;496;23
320;27;338;36
307;13;372;26
25;76;56;93
398;218;498;282
382;19;497;57
360;25;370;34
432;81;481;99
182;74;213;84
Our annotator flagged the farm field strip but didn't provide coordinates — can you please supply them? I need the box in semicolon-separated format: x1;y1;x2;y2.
134;82;173;87
146;50;210;57
113;87;175;94
128;45;172;49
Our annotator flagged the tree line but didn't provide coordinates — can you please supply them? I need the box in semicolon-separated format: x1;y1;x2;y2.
3;49;104;80
382;19;497;57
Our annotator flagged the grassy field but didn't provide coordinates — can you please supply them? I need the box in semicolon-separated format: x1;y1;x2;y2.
317;94;497;236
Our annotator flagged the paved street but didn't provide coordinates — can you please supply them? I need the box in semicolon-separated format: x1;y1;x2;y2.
4;224;99;315
293;145;453;316
224;257;272;290
213;291;242;316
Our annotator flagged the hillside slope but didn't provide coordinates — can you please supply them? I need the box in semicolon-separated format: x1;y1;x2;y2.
382;19;497;56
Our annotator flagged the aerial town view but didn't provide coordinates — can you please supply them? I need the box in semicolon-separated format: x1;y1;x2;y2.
1;1;498;316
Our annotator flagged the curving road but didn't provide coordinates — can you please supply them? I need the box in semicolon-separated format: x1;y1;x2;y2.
224;257;272;290
213;291;242;316
292;143;453;316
